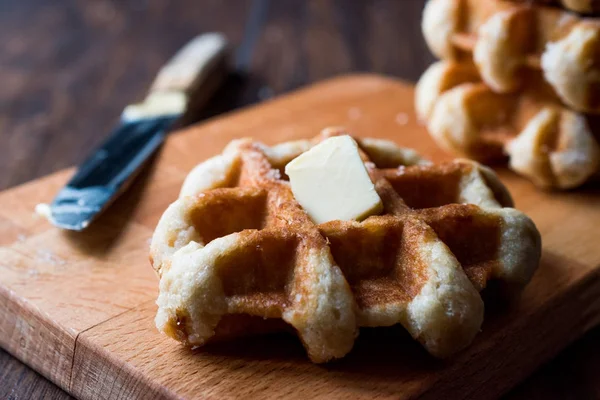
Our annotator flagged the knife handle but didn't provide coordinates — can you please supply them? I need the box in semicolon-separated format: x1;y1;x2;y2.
150;33;229;95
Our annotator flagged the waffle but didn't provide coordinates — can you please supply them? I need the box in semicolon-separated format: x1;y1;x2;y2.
416;60;600;189
149;129;541;363
422;0;600;114
507;0;600;14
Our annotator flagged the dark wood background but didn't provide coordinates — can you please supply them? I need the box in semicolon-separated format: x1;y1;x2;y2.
1;0;599;399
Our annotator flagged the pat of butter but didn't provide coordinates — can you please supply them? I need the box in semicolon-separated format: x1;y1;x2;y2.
285;135;383;224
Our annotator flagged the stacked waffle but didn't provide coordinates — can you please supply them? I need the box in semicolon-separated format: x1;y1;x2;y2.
151;129;541;363
417;0;600;189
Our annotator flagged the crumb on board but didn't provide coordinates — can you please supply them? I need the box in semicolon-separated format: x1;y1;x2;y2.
347;107;362;120
395;112;409;126
36;249;66;266
34;203;52;220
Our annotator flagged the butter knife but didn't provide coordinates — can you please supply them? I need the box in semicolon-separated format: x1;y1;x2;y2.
41;33;229;231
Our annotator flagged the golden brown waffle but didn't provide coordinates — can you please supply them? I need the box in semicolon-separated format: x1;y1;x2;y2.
416;60;600;189
150;129;541;363
507;0;600;14
422;0;600;114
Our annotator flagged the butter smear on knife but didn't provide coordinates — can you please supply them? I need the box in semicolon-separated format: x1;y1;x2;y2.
285;135;383;224
122;91;187;121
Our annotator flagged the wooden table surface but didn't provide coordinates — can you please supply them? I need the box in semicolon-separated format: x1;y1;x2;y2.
1;1;599;399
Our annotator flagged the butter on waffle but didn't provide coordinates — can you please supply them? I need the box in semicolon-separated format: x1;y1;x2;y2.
150;129;541;363
422;0;600;114
507;0;600;14
416;60;600;189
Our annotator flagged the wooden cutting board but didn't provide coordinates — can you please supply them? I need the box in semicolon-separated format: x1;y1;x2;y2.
1;75;600;400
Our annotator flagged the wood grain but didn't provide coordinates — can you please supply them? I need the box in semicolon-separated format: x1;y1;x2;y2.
3;1;600;399
1;75;600;399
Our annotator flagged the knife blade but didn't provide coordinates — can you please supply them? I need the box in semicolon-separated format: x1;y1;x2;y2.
41;33;229;231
